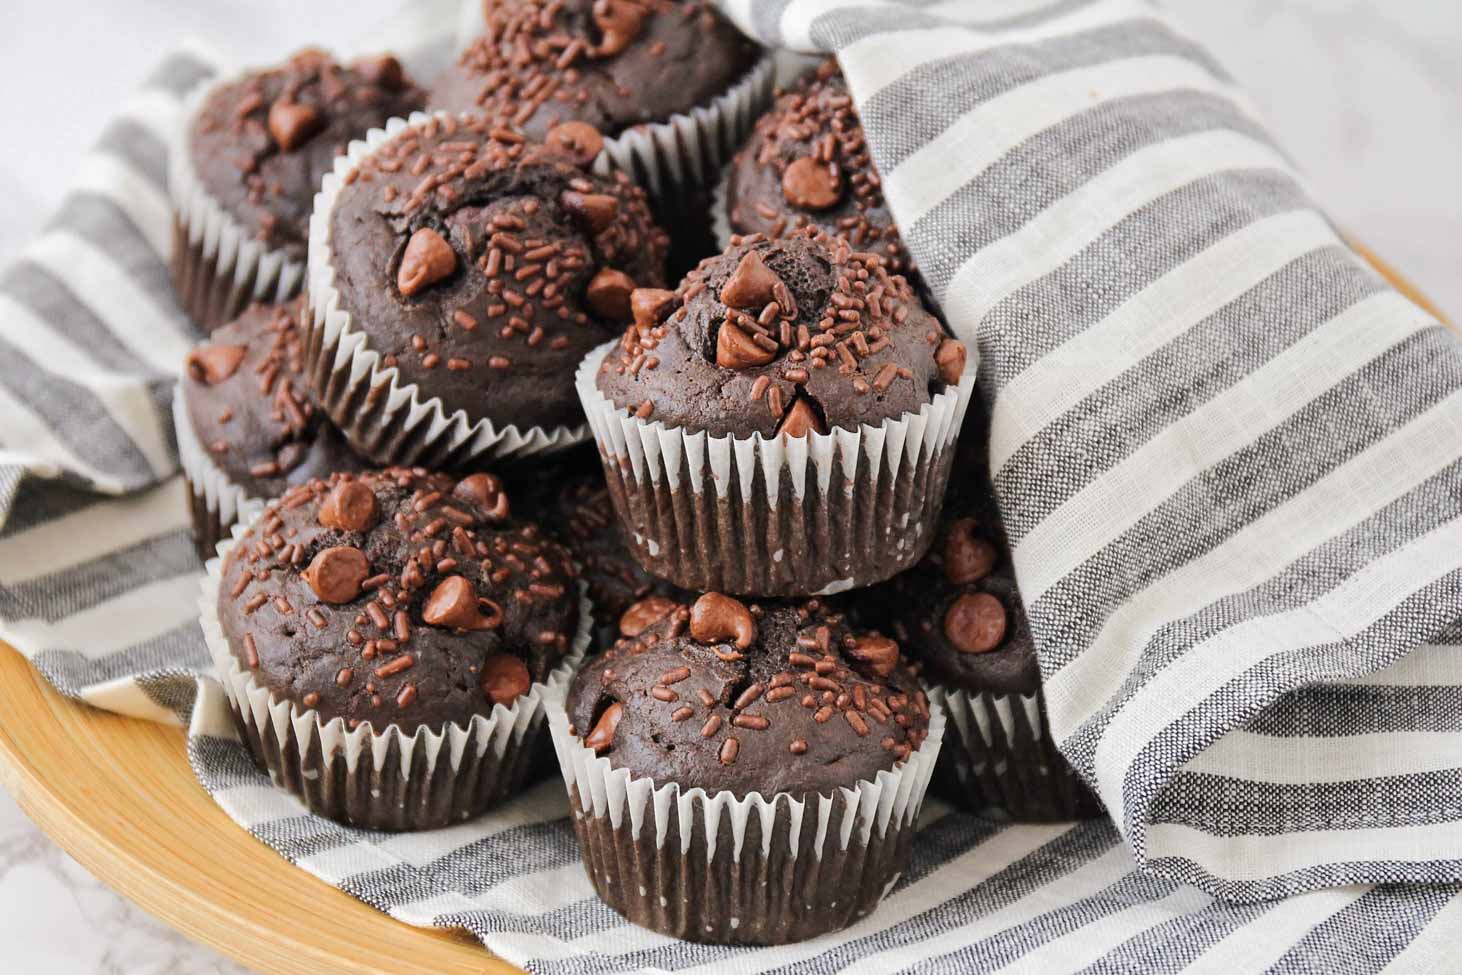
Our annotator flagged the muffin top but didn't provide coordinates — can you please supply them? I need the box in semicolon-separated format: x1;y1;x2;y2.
566;594;930;800
217;468;581;733
325;113;668;433
882;510;1037;696
595;229;966;438
726;60;909;274
187;49;424;260
183;300;364;499
432;0;762;141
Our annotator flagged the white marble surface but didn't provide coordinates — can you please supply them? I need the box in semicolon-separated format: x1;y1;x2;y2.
0;1;1458;971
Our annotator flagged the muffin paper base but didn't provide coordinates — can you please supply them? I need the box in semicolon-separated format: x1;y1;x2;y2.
710;163;735;250
199;519;593;831
575;343;976;596
173;383;264;561
304;112;592;468
589;55;776;205
927;683;1103;822
546;687;945;945
169;75;304;333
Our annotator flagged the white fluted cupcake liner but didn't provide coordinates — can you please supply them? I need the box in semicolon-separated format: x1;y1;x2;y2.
169;72;306;333
303;111;592;468
545;684;945;944
574;342;977;596
173;383;265;560
588;54;775;203
710;163;735;250
200;515;593;831
926;683;1102;822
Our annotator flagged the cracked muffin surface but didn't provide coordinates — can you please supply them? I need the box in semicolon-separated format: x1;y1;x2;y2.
594;228;964;438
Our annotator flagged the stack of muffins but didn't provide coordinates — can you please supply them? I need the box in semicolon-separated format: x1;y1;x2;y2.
170;11;1095;948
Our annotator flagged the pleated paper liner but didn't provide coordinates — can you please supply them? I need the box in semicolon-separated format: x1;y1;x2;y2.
304;111;600;468
587;54;774;203
588;54;775;271
169;72;305;333
546;686;945;945
199;517;593;831
575;342;977;596
173;383;265;561
710;163;736;251
927;683;1103;822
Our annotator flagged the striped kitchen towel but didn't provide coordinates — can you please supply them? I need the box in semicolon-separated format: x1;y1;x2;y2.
2;0;1462;971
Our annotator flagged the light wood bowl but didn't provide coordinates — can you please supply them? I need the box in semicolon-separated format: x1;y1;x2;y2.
0;247;1444;974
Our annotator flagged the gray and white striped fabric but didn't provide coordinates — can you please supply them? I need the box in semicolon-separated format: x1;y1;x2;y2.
2;0;1462;971
721;0;1462;898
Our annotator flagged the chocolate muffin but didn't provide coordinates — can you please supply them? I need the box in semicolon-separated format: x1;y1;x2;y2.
202;467;588;829
597;230;960;436
434;0;770;273
305;112;669;466
175;300;365;558
552;593;942;944
722;60;910;274
171;49;424;331
435;0;760;142
878;503;1101;821
577;228;974;595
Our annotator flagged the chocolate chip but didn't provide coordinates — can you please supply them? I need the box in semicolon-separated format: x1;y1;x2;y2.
592;0;647;56
619;595;677;637
397;227;457;296
846;634;899;678
317;480;379;534
303;546;370;604
584;701;623;753
546;121;604;167
935;338;967;385
452;473;510;523
719;251;781;310
352;53;404;91
782;156;842;210
715;321;776;370
186;344;247;385
480;653;531;706
267;100;324;151
777;397;826;437
943;517;997;585
560;190;619;234
944;592;1008;654
585;267;636;320
422;575;501;631
630;287;676;329
689;593;756;649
